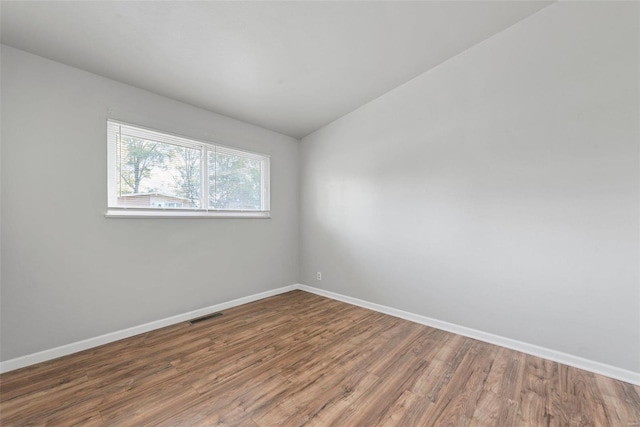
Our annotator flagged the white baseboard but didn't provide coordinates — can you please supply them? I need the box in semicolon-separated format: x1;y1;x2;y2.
298;284;640;386
0;285;298;374
2;283;638;386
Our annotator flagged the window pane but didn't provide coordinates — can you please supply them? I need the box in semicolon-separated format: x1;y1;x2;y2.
108;120;270;217
208;151;262;210
115;136;201;208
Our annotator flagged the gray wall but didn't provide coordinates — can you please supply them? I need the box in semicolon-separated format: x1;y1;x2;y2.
1;46;300;361
300;2;639;372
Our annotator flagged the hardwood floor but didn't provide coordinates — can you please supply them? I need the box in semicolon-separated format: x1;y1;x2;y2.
1;290;639;426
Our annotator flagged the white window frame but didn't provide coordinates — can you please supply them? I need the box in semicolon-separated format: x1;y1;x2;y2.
106;120;270;218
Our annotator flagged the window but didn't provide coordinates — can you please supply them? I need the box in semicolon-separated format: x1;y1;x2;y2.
107;120;270;218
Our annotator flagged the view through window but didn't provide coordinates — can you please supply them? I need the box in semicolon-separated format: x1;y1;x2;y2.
107;120;270;217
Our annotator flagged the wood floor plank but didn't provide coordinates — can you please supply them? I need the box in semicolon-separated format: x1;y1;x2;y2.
594;373;640;426
302;373;381;427
411;334;472;401
468;388;509;427
1;290;638;426
474;346;525;426
377;389;419;426
417;341;497;427
331;353;429;426
394;392;436;426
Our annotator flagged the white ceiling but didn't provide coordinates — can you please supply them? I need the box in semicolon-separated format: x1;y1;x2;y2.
1;1;550;139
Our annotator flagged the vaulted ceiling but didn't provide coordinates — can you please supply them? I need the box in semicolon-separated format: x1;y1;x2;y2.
1;1;551;138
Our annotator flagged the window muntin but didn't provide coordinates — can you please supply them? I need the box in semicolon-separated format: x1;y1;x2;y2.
107;120;270;218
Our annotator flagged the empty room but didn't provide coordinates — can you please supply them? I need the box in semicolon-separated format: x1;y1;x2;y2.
1;1;639;425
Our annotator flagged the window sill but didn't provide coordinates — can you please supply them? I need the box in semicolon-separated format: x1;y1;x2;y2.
105;209;271;219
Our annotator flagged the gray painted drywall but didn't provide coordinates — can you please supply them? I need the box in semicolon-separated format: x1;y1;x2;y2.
300;2;640;372
0;46;299;361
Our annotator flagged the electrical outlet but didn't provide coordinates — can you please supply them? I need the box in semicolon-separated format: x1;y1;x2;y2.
317;272;322;281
